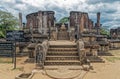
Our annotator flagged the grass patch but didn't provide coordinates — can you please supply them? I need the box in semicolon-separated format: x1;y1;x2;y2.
0;57;12;63
11;67;24;71
109;50;120;56
105;57;120;63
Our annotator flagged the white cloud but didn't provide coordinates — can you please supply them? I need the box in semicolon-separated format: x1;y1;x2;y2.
0;0;120;29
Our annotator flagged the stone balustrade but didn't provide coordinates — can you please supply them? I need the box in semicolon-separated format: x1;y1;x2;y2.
77;39;85;64
34;40;49;68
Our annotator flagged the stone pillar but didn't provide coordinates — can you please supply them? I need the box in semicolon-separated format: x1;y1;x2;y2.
53;31;57;41
88;19;92;32
43;12;48;35
83;13;89;29
19;13;23;30
38;11;43;33
68;18;70;32
80;13;84;33
70;30;75;41
104;46;109;52
92;49;98;56
97;12;100;27
91;21;93;29
97;12;100;34
48;20;51;39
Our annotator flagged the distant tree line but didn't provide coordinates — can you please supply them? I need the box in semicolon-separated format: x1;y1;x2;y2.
0;10;18;38
59;17;69;23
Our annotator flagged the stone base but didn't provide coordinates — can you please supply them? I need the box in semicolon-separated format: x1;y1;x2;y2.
45;67;81;79
15;72;34;79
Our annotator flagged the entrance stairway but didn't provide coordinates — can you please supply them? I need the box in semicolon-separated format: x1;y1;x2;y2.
44;41;81;65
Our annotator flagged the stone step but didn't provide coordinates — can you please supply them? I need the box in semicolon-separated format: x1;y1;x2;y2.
46;56;79;60
48;51;77;53
45;60;80;65
49;45;77;48
47;52;78;56
48;48;77;51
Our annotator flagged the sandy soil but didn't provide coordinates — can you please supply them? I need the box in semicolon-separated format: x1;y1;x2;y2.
0;57;35;79
0;50;120;79
84;50;120;79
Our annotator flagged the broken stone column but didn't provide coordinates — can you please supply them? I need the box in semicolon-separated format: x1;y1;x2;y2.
97;12;100;34
19;12;23;30
97;12;100;27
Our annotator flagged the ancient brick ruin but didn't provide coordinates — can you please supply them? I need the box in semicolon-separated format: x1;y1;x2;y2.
17;10;119;70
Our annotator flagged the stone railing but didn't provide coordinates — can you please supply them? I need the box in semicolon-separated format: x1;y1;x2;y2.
34;40;49;68
77;39;85;64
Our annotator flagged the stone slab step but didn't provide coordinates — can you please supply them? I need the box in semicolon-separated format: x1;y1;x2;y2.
46;56;79;60
87;56;105;63
44;66;82;70
47;52;78;56
48;48;77;51
45;61;81;65
49;45;77;48
48;51;77;53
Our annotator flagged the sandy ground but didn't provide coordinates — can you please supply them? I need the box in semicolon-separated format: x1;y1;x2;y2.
0;50;120;79
0;57;35;79
84;50;120;79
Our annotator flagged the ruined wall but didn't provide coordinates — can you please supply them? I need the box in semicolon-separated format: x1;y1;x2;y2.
83;13;89;29
88;19;93;32
69;11;89;33
26;11;55;34
110;27;120;39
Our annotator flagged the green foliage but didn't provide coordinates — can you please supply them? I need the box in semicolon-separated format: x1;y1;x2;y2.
0;10;19;38
0;57;12;63
100;27;110;36
59;17;69;23
0;31;5;37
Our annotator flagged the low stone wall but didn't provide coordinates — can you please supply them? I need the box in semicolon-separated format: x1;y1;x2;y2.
109;41;120;49
15;72;34;79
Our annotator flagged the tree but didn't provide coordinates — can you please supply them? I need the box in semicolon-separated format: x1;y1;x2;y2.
100;27;110;36
59;17;69;23
0;10;18;38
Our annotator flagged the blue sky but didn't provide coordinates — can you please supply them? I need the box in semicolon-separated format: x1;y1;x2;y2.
0;0;120;30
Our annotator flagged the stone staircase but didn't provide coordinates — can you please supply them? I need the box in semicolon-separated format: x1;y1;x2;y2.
44;43;81;65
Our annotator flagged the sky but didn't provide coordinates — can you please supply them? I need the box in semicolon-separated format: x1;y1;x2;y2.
0;0;120;30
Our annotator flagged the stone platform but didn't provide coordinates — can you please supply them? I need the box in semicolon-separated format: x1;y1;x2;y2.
32;66;87;79
49;40;76;46
45;66;82;79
